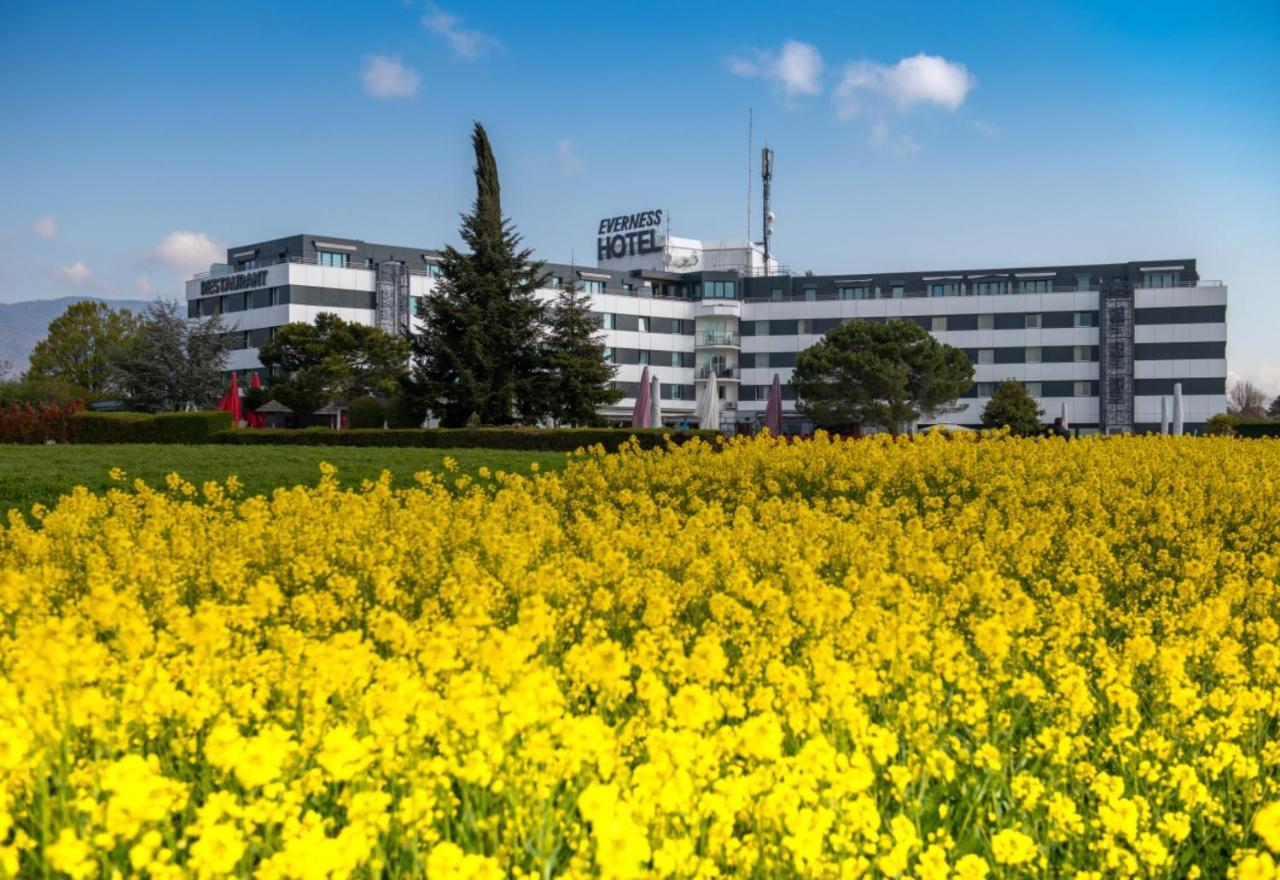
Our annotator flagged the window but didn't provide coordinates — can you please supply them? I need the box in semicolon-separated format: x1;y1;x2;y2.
243;259;257;270
670;351;682;367
838;286;870;300
977;349;994;364
977;314;995;330
1025;382;1042;397
582;280;605;295
755;320;770;336
930;283;961;297
1074;345;1092;362
931;316;947;332
977;382;997;397
601;313;614;330
1026;346;1042;363
622;282;635;293
890;285;905;299
637;350;650;365
1025;313;1042;329
1145;272;1181;288
798;318;813;335
755;353;770;369
363;258;374;269
316;250;349;268
1019;279;1051;293
1074;311;1097;327
411;297;425;317
271;287;289;306
802;287;817;301
603;347;615;363
637;316;648;333
425;263;443;278
1074;381;1092;397
770;288;783;301
972;280;1006;295
1076;273;1091;292
704;280;736;299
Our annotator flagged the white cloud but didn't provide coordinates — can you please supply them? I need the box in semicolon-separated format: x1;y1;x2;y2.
836;53;974;119
361;54;421;99
556;138;581;174
34;215;57;238
55;260;91;284
728;39;823;97
422;4;501;59
151;230;225;274
135;275;154;295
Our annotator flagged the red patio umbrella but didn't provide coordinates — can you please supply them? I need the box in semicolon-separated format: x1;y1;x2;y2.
630;366;651;428
218;372;242;424
247;372;265;428
763;373;783;435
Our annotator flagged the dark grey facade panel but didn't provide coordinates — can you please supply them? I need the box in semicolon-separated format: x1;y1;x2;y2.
1134;341;1227;360
948;315;978;331
1134;305;1226;325
1133;378;1226;396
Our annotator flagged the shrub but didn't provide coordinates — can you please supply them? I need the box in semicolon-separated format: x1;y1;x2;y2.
211;427;719;452
0;400;84;443
1203;413;1240;437
1235;419;1280;438
348;396;387;430
70;411;234;444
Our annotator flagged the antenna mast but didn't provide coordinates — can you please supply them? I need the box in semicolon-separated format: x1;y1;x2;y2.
761;146;774;271
746;109;753;249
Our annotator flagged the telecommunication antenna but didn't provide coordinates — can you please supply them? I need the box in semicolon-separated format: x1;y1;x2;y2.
761;147;775;270
746;109;753;249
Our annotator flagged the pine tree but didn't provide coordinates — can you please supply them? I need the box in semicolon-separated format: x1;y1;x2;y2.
409;123;549;426
543;281;622;426
980;378;1046;436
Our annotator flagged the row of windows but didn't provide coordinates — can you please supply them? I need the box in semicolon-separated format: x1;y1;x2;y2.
602;348;697;367
222;326;280;351
597;314;694;334
609;381;697;400
752;274;1186;301
741;312;1100;336
962;380;1099;399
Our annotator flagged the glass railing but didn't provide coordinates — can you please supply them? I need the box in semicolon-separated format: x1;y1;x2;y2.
696;366;740;380
696;332;741;347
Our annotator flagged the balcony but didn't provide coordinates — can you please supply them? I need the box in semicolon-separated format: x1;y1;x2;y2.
696;366;740;382
696;332;741;348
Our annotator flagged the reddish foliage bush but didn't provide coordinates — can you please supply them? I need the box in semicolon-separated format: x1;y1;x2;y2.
0;399;84;444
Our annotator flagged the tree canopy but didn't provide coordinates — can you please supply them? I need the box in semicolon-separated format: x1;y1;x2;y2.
257;313;410;414
116;300;232;411
980;379;1046;436
408;123;549;426
542;282;622;426
790;319;973;434
25;300;137;395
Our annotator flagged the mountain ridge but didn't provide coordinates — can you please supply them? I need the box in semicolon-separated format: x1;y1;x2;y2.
0;296;154;377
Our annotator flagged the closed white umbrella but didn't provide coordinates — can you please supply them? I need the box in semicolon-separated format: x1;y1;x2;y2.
649;373;664;428
1172;383;1184;436
1160;395;1169;435
1060;401;1069;430
698;371;720;431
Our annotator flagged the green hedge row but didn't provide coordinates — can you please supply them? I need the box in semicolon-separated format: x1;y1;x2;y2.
210;426;720;451
1235;420;1280;438
71;411;235;444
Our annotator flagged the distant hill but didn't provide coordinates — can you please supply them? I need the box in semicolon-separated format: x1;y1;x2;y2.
0;297;152;377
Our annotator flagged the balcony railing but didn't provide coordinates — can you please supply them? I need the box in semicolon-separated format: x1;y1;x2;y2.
696;332;741;347
194;255;445;280
696;366;740;381
741;280;1224;304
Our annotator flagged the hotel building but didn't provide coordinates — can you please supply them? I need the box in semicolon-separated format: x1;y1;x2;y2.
186;226;1227;434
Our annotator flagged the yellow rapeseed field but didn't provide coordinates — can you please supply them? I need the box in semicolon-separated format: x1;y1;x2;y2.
2;433;1280;879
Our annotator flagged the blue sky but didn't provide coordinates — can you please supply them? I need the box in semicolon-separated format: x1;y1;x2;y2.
2;1;1277;390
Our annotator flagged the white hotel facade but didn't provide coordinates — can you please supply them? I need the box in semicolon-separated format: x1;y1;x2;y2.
186;225;1227;434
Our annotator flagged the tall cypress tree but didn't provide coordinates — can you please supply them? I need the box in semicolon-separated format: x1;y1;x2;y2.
409;123;548;426
544;281;623;426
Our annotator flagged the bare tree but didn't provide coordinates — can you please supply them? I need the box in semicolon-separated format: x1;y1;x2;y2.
1227;379;1268;419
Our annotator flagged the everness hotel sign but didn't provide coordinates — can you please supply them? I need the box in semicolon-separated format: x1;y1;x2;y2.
200;270;267;296
597;210;663;261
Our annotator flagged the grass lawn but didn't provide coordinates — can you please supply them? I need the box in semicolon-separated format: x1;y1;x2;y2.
0;444;567;517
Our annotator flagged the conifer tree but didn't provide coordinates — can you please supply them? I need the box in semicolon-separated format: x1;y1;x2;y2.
980;378;1046;436
409;123;548;426
543;281;622;426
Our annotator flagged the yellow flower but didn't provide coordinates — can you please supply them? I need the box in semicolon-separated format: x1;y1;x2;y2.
1257;802;1280;853
991;829;1037;866
189;822;244;877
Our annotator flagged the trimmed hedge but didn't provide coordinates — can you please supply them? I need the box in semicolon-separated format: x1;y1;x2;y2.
210;426;720;451
1235;420;1280;438
71;411;235;444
